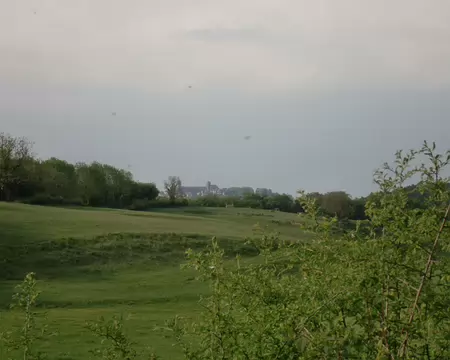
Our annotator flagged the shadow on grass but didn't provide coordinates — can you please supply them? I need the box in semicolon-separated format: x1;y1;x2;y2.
0;232;259;282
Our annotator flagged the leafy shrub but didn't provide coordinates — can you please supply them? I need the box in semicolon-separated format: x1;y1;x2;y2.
128;198;152;211
166;141;450;359
86;315;154;360
0;273;53;360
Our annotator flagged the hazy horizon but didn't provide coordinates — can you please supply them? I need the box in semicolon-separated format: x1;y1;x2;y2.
1;0;450;197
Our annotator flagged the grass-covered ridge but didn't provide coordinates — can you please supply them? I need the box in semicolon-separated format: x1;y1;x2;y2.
0;203;303;243
0;203;305;359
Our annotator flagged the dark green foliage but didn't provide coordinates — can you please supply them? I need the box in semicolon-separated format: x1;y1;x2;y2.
319;191;353;219
351;197;367;220
22;194;84;206
191;193;304;213
0;133;159;210
302;191;370;220
130;183;160;203
0;132;33;201
192;195;227;207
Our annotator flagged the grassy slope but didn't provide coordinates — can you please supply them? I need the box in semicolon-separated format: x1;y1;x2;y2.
0;203;306;359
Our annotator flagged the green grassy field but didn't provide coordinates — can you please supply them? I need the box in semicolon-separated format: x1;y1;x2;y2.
0;203;307;359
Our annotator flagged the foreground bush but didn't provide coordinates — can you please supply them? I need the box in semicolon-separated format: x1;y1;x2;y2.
168;141;450;359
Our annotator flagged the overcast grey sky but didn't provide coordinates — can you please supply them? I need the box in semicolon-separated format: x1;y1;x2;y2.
1;0;450;196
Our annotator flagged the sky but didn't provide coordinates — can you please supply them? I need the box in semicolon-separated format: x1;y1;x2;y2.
1;0;450;196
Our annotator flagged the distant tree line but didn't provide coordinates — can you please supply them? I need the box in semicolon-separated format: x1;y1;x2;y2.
190;193;304;213
305;191;368;220
302;184;446;221
189;191;370;219
2;132;432;217
0;132;159;208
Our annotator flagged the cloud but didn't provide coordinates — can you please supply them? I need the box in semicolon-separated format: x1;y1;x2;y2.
1;0;449;93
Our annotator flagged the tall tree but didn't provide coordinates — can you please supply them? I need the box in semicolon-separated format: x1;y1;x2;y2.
75;162;102;206
164;176;183;202
320;191;353;219
39;158;78;198
0;133;33;201
130;182;159;202
266;193;296;212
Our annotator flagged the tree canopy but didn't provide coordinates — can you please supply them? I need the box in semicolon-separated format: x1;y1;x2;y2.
0;133;159;208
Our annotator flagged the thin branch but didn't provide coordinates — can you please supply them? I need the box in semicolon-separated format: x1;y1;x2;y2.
396;277;420;293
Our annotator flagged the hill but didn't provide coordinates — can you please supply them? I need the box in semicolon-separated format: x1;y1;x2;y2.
0;203;307;359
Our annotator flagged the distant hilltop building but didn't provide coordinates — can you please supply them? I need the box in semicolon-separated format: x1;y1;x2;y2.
182;181;225;199
181;181;274;199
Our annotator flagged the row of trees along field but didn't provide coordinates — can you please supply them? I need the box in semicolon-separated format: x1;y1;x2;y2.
0;132;159;208
187;191;368;219
0;132;387;218
164;175;368;218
